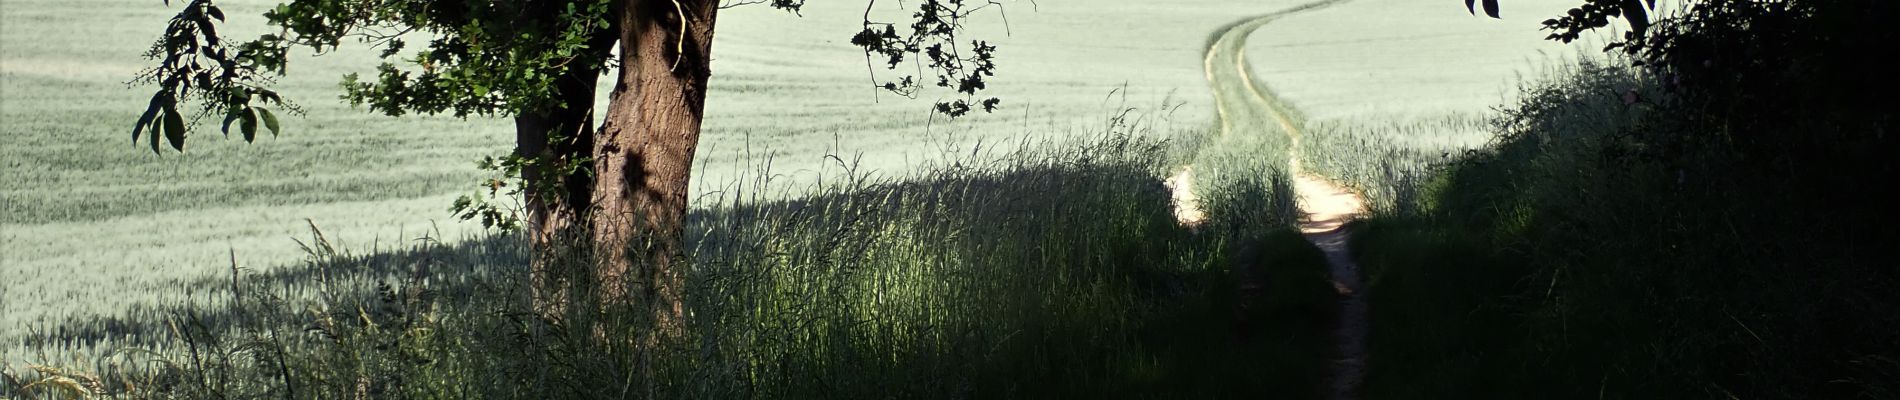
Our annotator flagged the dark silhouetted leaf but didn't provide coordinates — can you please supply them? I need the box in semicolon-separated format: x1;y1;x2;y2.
1483;0;1501;18
149;114;164;154
257;107;280;136
132;100;160;144
221;109;241;136
162;105;186;152
240;108;259;142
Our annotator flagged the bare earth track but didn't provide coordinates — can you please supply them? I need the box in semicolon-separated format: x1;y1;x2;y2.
1166;1;1370;398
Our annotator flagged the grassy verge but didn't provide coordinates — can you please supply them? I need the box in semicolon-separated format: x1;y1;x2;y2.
4;116;1336;398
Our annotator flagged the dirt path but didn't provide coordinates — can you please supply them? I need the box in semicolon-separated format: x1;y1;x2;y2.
1292;165;1369;400
1168;2;1370;398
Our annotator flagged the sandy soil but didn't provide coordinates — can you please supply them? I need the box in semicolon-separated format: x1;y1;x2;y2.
1294;165;1369;400
1166;165;1208;227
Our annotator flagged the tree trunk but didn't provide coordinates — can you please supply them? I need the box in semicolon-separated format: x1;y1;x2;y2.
591;0;719;338
518;20;619;315
516;108;594;313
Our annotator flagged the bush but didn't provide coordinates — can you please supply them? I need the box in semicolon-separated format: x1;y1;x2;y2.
1626;0;1898;200
1349;2;1900;392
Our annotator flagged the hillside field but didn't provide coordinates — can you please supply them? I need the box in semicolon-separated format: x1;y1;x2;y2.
2;0;1590;373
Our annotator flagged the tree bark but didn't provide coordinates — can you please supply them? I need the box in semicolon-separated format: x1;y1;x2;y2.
517;19;620;315
516;108;594;313
591;0;720;338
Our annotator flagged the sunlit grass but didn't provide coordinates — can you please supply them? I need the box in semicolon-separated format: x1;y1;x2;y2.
4;125;1336;398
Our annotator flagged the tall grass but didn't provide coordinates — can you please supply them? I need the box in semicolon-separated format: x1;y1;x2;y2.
1295;114;1491;216
3;108;1335;398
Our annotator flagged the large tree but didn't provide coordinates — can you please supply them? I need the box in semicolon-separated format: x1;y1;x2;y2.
132;0;1006;335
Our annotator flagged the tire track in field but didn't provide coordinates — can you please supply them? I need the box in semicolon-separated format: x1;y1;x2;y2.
1170;1;1369;398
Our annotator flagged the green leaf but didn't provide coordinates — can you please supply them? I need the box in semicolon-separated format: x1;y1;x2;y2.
221;109;241;136
257;107;280;136
240;108;259;142
148;118;162;154
132;102;160;144
162;105;187;152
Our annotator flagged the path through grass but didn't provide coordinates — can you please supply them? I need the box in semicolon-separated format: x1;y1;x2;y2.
1189;2;1372;398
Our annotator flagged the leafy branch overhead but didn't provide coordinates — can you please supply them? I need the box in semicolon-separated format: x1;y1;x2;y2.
1542;0;1654;44
134;0;1012;155
1466;0;1655;45
132;0;291;154
851;0;1010;117
134;0;624;156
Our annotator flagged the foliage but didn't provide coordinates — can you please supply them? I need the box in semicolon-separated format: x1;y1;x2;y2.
125;0;1026;233
130;0;621;143
1617;0;1898;180
1465;0;1655;54
1328;1;1900;396
1349;52;1898;399
130;0;293;153
1462;0;1502;18
449;155;538;231
1539;0;1654;43
130;0;1016;155
849;0;1011;117
1514;0;1897;173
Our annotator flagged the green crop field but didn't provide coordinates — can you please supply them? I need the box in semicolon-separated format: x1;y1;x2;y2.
0;0;1238;350
2;0;1609;393
1244;0;1607;215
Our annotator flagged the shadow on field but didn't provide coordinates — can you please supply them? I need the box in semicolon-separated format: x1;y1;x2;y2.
19;163;1164;349
13;138;1339;398
10;233;531;357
